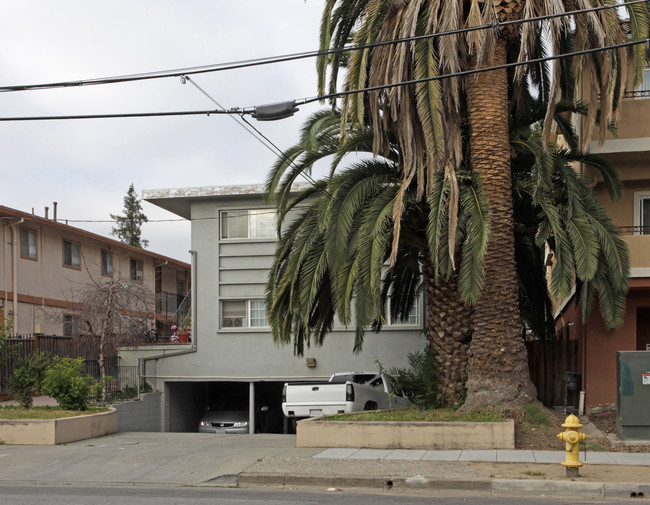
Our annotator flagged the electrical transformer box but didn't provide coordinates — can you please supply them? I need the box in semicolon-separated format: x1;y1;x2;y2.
617;351;650;440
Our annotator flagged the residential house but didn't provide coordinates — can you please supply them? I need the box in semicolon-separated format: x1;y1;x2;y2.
552;66;650;410
118;185;425;433
0;205;190;341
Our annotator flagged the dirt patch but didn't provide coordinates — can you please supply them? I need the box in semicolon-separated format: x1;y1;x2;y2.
471;461;650;483
589;409;617;436
513;406;650;453
513;406;566;450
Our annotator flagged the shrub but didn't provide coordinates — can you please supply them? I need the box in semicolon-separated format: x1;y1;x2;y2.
41;357;94;411
384;342;442;410
7;352;52;409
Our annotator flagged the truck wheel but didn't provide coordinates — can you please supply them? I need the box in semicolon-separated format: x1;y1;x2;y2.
364;401;378;411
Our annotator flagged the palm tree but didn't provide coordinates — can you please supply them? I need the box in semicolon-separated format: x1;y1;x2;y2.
266;109;482;405
265;104;629;406
317;0;646;409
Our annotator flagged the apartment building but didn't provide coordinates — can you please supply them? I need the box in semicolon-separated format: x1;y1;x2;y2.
118;185;425;433
553;67;650;409
0;205;190;340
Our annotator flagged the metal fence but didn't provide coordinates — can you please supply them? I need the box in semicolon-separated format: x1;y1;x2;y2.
84;362;140;401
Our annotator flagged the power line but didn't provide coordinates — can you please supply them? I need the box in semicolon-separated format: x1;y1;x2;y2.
2;37;646;123
1;0;647;94
0;109;237;121
181;76;328;195
298;38;650;107
63;209;281;224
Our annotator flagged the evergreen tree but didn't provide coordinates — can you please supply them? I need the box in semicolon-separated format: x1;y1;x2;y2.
110;184;149;248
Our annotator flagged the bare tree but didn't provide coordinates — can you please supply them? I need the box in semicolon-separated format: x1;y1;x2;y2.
74;273;154;385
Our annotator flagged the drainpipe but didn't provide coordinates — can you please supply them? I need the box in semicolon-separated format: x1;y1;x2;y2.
2;222;7;315
190;250;197;350
9;219;24;336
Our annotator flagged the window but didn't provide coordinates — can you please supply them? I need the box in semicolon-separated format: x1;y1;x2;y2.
634;192;650;235
63;240;81;268
249;300;268;327
637;68;650;99
101;250;113;276
626;68;650;99
221;300;269;328
387;297;421;326
130;259;144;281
20;228;37;259
63;315;79;336
220;209;276;239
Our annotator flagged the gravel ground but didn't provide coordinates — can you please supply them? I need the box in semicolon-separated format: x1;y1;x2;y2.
244;456;491;479
0;395;58;407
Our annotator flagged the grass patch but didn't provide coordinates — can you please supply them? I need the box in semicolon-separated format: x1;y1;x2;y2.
580;442;608;452
523;471;546;477
330;407;505;423
522;403;551;426
0;406;109;420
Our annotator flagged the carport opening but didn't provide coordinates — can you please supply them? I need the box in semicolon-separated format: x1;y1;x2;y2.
171;381;292;434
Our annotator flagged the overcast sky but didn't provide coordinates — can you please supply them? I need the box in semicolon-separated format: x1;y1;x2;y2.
1;1;329;262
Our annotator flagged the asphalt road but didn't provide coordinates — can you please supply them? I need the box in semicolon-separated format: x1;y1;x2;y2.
0;485;642;505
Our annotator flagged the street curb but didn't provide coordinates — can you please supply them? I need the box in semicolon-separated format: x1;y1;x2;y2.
603;482;649;499
492;479;604;498
237;472;650;498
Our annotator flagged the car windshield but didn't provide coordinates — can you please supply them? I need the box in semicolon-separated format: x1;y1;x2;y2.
208;396;248;411
329;373;379;384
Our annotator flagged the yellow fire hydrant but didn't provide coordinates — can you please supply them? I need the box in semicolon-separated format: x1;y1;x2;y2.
556;414;587;478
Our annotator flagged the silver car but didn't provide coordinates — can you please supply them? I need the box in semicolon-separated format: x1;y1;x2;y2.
198;408;249;434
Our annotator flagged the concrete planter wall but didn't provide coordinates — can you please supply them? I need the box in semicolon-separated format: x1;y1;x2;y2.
297;418;515;450
0;408;117;445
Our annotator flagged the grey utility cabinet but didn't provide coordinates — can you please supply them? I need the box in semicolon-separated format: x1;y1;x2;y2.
617;351;650;440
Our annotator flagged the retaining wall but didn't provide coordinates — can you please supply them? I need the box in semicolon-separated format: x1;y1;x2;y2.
112;392;162;432
297;418;515;449
0;408;117;445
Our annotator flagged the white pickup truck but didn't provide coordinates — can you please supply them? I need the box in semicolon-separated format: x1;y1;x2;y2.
282;372;411;418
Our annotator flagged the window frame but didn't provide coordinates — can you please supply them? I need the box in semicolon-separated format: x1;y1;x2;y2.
386;296;421;327
63;314;80;337
130;258;144;282
220;209;276;240
20;227;38;260
101;249;113;276
220;299;269;329
62;239;81;270
633;191;650;235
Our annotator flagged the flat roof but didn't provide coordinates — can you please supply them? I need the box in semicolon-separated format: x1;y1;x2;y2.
144;183;310;219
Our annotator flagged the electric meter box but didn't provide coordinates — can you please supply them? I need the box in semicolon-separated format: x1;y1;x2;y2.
617;351;650;440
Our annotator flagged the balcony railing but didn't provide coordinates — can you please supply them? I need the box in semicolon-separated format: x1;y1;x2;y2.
156;291;184;316
624;89;650;99
618;225;650;235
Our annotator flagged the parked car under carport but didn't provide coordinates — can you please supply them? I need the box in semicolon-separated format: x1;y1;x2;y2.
198;396;271;434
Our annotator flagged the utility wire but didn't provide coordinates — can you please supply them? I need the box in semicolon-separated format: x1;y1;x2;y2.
0;109;232;121
182;75;327;194
1;0;647;94
2;37;647;122
182;76;286;159
296;38;650;107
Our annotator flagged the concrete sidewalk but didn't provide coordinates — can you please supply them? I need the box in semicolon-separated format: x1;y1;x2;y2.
0;432;649;499
242;445;650;499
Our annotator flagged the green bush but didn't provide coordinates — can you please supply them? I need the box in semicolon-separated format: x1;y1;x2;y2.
113;384;138;401
7;352;51;409
385;342;443;410
41;357;93;411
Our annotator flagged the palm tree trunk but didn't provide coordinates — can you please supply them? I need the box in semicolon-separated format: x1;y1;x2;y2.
463;38;537;409
421;255;472;406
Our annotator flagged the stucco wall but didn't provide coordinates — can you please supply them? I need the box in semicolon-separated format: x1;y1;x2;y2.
0;214;187;336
